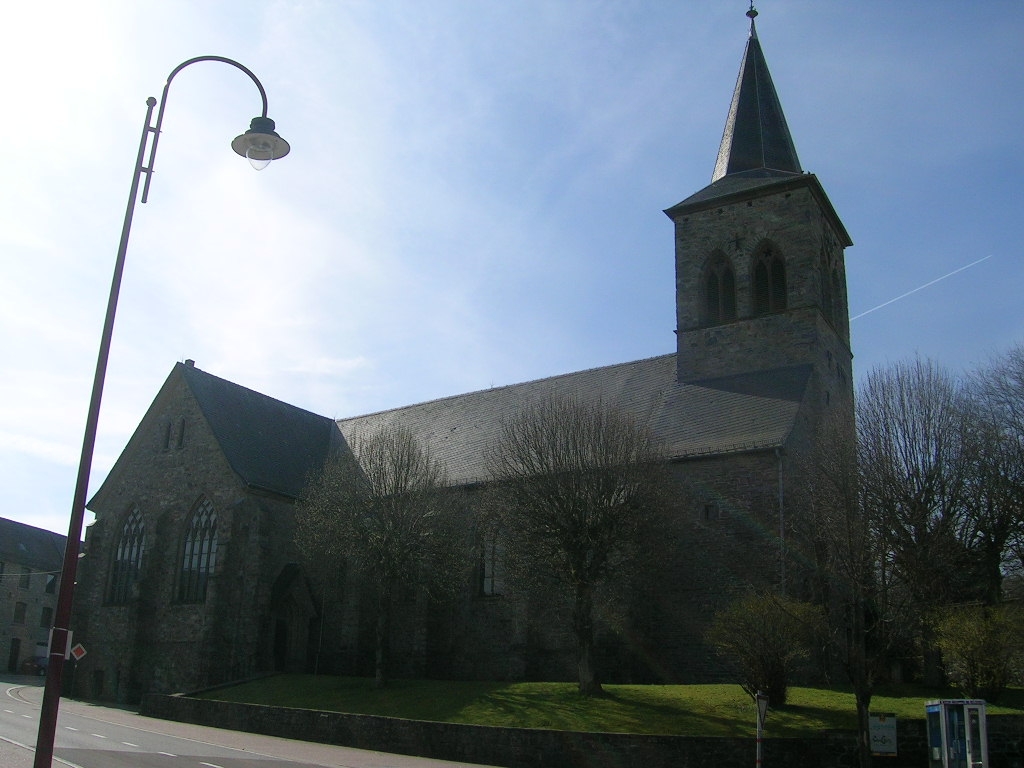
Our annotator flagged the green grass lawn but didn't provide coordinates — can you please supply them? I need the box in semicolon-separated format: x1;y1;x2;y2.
196;676;1024;737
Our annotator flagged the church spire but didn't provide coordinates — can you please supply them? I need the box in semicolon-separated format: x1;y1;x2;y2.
711;4;802;181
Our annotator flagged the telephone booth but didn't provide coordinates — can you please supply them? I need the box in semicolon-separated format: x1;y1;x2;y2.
925;699;988;768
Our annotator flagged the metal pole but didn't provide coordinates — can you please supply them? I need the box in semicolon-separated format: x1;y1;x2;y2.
32;94;157;768
756;691;768;768
31;55;280;768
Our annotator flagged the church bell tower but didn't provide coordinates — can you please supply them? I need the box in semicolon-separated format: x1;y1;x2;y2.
665;6;854;411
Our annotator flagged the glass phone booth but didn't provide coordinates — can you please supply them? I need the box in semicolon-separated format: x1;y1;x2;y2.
925;699;988;768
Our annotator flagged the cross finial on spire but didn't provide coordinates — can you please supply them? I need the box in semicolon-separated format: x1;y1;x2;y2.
747;3;758;36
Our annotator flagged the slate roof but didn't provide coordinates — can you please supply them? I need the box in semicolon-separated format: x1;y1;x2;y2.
712;16;801;182
180;362;337;499
0;517;66;572
336;355;810;486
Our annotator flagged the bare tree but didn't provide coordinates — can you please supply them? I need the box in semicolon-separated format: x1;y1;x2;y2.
296;424;466;687
966;345;1024;598
794;419;910;768
488;394;667;696
856;357;978;684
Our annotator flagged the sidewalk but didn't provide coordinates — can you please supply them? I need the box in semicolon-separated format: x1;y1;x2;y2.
0;735;38;768
0;737;79;768
1;675;77;768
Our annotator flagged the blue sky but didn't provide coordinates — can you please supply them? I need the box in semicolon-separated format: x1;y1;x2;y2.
2;1;1022;536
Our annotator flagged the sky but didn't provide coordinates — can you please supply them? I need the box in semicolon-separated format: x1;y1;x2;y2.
2;0;1022;537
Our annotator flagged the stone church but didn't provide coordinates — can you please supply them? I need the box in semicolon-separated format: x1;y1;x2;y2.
72;11;854;702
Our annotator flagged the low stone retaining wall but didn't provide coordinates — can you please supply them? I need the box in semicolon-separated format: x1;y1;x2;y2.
140;693;1024;768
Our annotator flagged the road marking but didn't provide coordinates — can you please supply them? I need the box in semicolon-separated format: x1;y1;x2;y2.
158;752;176;757
200;763;225;768
2;709;13;713
121;742;139;747
65;727;79;731
91;733;106;738
21;714;32;719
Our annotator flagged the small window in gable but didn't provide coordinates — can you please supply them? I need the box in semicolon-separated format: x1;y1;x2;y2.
163;417;186;451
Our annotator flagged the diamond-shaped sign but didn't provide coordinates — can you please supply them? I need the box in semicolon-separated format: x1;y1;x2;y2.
69;643;86;662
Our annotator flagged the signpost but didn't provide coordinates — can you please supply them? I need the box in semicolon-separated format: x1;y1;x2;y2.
756;692;769;768
870;712;898;756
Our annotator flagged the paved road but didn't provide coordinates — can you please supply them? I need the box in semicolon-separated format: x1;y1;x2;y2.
1;676;499;768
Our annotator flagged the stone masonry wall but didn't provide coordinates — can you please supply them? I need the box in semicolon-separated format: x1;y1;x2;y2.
73;370;302;702
671;182;853;385
140;693;1024;768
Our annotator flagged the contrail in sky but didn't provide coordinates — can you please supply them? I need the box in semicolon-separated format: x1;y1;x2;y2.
850;254;993;321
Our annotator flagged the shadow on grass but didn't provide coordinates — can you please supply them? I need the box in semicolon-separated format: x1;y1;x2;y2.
198;676;1024;737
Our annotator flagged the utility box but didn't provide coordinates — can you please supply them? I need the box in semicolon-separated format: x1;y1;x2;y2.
925;699;988;768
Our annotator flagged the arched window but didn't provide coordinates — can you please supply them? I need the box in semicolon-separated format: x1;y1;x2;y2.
480;531;504;596
178;498;217;603
753;246;787;316
704;254;737;325
107;508;144;605
831;269;844;327
821;250;834;323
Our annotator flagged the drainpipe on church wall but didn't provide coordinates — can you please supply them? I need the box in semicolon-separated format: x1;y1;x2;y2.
775;448;785;596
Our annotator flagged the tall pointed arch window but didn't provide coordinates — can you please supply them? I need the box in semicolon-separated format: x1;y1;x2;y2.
107;508;145;605
753;245;787;316
178;497;217;603
704;253;737;325
820;250;834;324
480;531;504;596
831;269;845;327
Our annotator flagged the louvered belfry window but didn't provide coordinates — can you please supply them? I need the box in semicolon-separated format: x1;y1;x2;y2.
705;255;737;325
753;247;787;315
107;508;144;605
178;498;217;603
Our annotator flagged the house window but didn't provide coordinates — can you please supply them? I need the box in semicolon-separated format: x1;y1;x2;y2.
481;535;504;596
753;247;787;315
19;567;31;589
13;602;27;624
702;502;720;522
45;574;56;594
178;498;217;603
40;606;53;628
107;508;145;605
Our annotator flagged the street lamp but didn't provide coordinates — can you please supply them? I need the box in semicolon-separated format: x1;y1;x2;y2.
32;55;289;768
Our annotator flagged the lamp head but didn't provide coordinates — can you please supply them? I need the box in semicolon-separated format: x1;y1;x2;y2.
231;116;290;170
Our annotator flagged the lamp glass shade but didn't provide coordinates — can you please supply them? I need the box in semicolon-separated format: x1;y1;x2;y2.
231;116;290;169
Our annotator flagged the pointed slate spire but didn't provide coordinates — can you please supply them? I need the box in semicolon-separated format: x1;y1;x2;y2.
711;5;802;181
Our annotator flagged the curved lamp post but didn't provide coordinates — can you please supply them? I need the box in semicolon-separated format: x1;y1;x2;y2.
33;56;289;768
